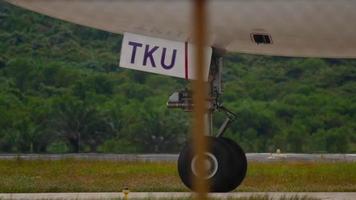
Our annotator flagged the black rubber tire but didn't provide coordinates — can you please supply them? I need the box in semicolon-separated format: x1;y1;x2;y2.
218;137;248;191
178;137;237;192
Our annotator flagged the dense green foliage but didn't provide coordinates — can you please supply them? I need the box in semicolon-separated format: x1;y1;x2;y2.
0;1;355;153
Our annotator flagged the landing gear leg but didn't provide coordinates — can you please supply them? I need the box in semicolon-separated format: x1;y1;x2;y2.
167;50;247;192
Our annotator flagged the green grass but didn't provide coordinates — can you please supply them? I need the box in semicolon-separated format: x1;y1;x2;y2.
0;159;355;193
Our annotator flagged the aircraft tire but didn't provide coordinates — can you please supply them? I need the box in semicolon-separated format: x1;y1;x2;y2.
219;137;247;191
177;136;243;192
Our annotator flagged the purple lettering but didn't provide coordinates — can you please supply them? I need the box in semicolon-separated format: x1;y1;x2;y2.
128;41;143;64
143;45;159;67
161;48;177;70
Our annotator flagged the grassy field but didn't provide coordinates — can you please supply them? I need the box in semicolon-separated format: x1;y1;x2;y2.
0;159;355;193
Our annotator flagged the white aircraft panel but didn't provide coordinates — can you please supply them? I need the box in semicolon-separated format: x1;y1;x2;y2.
120;33;212;80
5;0;356;58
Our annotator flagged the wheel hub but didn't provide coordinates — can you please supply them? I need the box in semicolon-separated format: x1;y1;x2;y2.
191;152;218;180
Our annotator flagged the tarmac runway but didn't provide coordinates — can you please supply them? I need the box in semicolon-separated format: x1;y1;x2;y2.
0;192;355;200
0;153;355;162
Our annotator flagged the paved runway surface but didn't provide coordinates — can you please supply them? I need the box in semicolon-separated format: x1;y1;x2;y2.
0;192;355;200
0;153;355;162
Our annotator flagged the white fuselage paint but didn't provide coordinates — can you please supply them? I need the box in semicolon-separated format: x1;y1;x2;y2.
6;0;356;58
120;33;212;80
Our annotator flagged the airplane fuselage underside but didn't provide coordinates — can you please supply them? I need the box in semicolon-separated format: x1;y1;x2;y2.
7;0;356;58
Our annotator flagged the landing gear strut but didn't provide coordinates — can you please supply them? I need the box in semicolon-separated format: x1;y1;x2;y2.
167;50;247;192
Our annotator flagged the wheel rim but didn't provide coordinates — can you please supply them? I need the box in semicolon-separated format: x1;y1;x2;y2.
191;152;218;180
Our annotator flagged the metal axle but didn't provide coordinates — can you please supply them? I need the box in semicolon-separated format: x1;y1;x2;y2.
167;49;237;137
